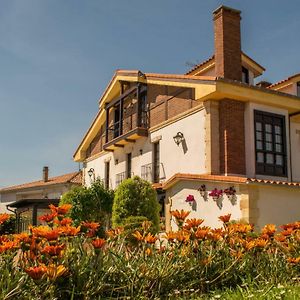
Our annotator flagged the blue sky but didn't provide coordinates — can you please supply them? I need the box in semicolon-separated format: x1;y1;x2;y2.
0;0;299;187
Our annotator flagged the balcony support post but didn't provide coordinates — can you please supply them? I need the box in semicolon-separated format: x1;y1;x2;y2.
136;84;140;127
105;107;109;143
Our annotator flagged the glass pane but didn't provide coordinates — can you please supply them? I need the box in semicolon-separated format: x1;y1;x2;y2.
266;142;273;151
275;144;282;153
256;141;263;150
265;133;272;142
275;125;281;135
256;132;262;140
265;124;272;133
256;122;262;131
276;155;283;166
257;152;264;163
275;135;282;143
266;153;274;164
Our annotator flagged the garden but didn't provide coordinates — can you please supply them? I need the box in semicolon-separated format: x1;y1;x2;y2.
0;177;300;299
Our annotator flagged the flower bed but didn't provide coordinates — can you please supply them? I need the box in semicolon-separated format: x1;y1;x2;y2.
0;206;300;299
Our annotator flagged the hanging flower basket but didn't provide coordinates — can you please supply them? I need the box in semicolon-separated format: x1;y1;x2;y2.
209;188;223;201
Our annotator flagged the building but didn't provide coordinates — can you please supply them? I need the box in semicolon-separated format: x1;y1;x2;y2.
73;6;300;230
0;167;82;231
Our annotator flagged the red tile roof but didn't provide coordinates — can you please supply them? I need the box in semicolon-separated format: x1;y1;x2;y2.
0;171;82;193
268;73;300;89
162;173;300;189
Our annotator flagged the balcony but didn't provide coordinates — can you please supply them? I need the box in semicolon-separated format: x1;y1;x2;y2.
103;84;148;151
141;163;160;183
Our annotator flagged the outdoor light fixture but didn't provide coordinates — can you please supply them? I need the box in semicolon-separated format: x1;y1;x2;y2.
87;168;95;179
173;132;185;146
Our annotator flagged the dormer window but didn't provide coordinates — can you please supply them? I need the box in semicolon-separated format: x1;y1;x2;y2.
297;82;300;97
242;67;249;84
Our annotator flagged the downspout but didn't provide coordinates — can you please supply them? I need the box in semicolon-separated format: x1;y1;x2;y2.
288;110;300;182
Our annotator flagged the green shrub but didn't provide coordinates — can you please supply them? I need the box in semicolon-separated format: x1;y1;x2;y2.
112;176;160;232
60;179;114;227
0;215;16;235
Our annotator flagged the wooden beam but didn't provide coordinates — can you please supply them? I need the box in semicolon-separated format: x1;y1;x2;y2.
114;144;124;148
125;138;135;143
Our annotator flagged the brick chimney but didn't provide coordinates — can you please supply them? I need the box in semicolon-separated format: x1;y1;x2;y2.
43;166;49;182
213;5;242;81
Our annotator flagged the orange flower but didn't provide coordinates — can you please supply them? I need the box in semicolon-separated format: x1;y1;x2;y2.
132;231;144;241
25;265;47;280
287;257;300;264
42;244;65;256
145;248;152;256
281;228;294;236
171;210;190;222
46;264;67;280
55;217;73;226
31;226;60;241
218;214;231;223
195;228;210;240
38;212;57;223
59;226;81;236
261;224;276;236
183;218;204;231
244;240;256;251
49;204;72;215
228;223;253;234
274;234;286;243
0;213;10;225
0;241;17;253
92;238;106;249
144;233;157;244
175;230;190;243
255;238;268;248
106;227;124;238
82;221;100;237
165;231;177;242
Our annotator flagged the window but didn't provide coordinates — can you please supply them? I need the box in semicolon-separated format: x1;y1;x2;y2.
254;110;287;177
104;161;110;189
153;142;160;183
297;82;300;97
242;67;249;84
126;153;132;178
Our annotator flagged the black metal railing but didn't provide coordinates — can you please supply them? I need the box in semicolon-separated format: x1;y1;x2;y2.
115;171;126;187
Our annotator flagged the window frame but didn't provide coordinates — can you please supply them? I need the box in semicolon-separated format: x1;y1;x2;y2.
242;66;250;84
153;142;160;183
254;110;287;177
297;82;300;97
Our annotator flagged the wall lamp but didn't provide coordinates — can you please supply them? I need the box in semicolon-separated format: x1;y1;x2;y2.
173;132;185;146
88;168;95;179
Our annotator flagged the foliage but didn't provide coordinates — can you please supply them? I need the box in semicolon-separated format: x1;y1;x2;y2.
1;206;300;299
60;179;114;226
112;176;160;232
0;214;16;235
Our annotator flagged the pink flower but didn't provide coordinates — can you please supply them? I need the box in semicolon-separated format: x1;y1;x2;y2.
185;194;195;203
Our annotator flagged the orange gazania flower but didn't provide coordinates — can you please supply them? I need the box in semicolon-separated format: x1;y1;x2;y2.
218;214;231;223
287;257;300;264
92;238;106;249
165;231;177;242
195;228;210;240
38;212;57;223
175;230;190;243
0;213;10;225
60;226;81;236
54;217;73;226
42;244;65;256
261;224;276;236
255;238;268;248
31;226;60;241
46;264;67;280
171;210;190;221
82;221;100;237
0;241;17;253
49;204;72;215
183;218;204;231
144;233;157;244
25;265;47;280
132;231;144;241
106;227;124;238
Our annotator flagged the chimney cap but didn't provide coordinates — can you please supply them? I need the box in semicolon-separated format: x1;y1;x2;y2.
213;5;241;16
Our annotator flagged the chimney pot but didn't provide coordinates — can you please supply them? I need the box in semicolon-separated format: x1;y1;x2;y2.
43;166;49;182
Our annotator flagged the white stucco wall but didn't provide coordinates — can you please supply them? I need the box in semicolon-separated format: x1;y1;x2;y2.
244;102;291;181
84;109;207;189
166;180;242;230
256;185;300;229
290;121;300;181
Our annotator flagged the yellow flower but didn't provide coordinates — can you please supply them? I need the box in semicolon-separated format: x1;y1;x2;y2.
46;264;67;280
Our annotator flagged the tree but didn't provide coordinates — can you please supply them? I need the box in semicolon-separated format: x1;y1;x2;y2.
112;176;160;232
60;179;114;226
